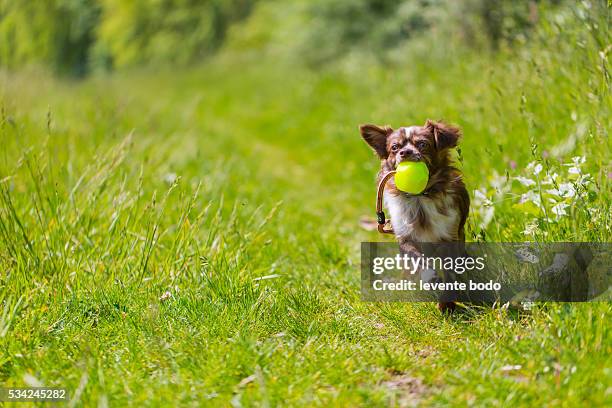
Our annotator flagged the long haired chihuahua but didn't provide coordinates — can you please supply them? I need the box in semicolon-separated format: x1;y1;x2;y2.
360;120;470;311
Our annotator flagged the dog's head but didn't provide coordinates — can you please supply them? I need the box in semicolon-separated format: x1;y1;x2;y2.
359;120;461;171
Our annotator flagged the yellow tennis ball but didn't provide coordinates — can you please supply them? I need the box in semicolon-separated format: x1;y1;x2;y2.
394;161;429;194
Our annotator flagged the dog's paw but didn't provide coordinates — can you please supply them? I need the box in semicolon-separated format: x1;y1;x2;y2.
437;301;456;314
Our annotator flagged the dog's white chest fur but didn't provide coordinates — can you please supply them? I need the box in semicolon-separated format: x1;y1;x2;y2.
384;192;460;242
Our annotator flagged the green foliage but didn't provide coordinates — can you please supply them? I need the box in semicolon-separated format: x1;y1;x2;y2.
301;0;434;63
0;0;610;405
94;0;257;69
226;0;578;65
0;0;100;76
0;0;596;74
0;0;256;74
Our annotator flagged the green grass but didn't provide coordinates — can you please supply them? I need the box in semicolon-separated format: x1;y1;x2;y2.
0;9;611;407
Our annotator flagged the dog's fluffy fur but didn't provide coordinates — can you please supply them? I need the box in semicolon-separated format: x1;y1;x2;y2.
360;120;470;311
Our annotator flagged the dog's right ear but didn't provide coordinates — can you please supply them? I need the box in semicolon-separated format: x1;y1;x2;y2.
359;124;393;159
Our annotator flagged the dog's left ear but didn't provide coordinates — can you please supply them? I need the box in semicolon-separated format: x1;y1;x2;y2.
359;124;393;159
425;120;461;150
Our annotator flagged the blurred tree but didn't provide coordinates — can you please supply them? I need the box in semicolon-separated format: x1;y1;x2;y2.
0;0;256;75
302;0;434;64
0;0;581;74
94;0;257;69
477;0;541;49
450;0;549;50
299;0;561;64
0;0;100;76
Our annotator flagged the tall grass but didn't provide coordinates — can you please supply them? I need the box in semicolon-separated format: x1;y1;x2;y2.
0;2;610;406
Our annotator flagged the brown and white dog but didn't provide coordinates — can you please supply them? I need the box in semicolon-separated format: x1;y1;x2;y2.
360;120;470;311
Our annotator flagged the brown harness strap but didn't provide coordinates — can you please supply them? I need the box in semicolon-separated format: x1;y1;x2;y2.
376;170;396;234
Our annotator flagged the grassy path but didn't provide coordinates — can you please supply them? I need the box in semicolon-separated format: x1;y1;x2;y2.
0;53;610;406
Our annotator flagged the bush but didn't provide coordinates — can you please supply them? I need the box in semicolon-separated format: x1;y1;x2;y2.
94;0;257;69
0;0;100;76
0;0;257;75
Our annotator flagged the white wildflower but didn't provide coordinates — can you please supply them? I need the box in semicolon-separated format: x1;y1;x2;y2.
523;220;539;236
577;173;592;186
564;156;585;175
551;202;570;219
473;189;495;228
546;182;575;198
490;171;510;198
515;176;536;187
500;365;522;372
474;189;493;206
163;173;178;185
542;172;559;185
519;190;542;208
527;161;543;176
534;163;543;175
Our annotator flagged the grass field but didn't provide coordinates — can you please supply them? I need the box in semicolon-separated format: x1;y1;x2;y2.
0;7;611;406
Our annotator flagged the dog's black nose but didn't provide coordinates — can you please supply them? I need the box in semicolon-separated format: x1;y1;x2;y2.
399;148;417;158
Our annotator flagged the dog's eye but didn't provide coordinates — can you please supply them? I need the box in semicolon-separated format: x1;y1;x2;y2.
391;143;400;152
416;141;427;150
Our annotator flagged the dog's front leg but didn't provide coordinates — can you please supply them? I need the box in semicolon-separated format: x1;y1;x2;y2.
398;240;456;313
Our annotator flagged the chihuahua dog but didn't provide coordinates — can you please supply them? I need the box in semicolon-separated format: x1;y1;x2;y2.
360;120;470;312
